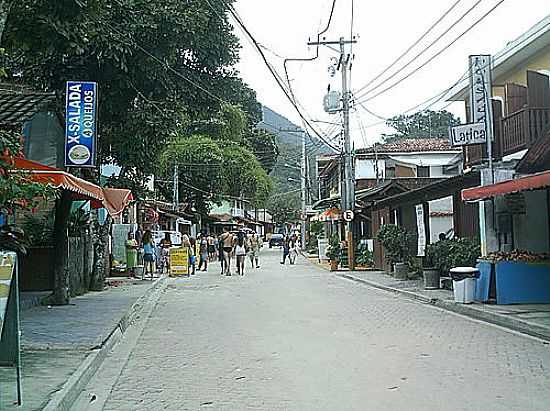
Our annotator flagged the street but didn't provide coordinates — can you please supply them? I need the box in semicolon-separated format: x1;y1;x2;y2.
80;249;550;411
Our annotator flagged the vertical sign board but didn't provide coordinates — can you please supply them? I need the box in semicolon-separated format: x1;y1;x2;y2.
416;204;426;257
170;247;189;276
65;81;98;167
0;252;22;405
469;55;492;125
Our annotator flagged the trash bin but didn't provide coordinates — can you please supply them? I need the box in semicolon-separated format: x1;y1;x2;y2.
450;267;479;304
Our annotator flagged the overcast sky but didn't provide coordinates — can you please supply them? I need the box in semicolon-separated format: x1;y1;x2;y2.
233;0;549;148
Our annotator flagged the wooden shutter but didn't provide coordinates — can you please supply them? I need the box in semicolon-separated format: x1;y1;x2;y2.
504;83;527;114
527;70;550;108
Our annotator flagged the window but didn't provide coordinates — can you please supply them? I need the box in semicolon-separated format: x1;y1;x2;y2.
386;166;396;178
417;166;430;177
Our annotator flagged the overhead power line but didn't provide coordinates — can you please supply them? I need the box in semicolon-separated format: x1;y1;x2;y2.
222;1;340;152
352;0;463;97
356;0;505;103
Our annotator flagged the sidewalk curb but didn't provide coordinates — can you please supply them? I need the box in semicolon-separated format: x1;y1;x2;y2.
338;272;550;343
42;276;169;411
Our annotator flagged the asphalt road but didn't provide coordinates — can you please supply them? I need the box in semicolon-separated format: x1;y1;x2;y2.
78;248;550;411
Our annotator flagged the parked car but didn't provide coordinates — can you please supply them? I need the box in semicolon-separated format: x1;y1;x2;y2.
269;233;284;248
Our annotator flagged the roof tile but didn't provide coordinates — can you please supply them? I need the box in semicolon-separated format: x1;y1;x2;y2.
357;138;459;154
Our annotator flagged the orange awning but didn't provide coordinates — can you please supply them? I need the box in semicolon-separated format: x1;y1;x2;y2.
97;188;134;217
462;170;550;201
7;157;133;216
318;207;342;222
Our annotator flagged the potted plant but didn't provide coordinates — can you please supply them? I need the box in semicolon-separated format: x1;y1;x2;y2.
325;234;340;271
425;238;481;289
376;225;412;279
423;243;441;289
355;241;374;268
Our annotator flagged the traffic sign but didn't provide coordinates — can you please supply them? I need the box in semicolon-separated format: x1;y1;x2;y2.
343;210;355;222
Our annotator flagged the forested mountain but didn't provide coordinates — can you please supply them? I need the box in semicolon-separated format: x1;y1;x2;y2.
257;106;333;223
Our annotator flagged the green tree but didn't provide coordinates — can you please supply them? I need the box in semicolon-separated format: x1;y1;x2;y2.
160;134;225;215
267;192;301;225
2;0;261;193
382;110;461;143
244;129;279;175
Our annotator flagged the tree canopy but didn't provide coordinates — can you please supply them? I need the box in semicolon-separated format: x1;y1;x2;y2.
1;0;263;193
382;110;461;143
160;105;273;214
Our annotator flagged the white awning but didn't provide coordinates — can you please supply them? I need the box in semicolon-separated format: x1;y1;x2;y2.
388;153;461;167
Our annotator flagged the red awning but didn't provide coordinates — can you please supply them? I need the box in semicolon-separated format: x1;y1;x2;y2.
7;157;133;216
462;170;550;201
318;207;342;222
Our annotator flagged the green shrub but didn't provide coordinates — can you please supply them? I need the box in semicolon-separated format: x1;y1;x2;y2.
355;241;374;266
426;237;480;275
376;224;412;265
325;233;340;261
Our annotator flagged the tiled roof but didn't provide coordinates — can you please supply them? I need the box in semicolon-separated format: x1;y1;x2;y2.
357;138;459;154
0;90;56;125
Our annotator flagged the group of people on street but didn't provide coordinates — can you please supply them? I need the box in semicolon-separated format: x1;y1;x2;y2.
218;227;262;276
125;229;160;279
125;226;265;279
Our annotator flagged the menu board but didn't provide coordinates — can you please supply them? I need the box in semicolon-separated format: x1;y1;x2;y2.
0;252;15;337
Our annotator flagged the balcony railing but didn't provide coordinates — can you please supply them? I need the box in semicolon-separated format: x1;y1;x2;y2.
465;107;550;166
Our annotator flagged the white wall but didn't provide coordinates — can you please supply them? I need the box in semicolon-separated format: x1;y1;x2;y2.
513;190;549;253
428;197;454;242
355;158;385;179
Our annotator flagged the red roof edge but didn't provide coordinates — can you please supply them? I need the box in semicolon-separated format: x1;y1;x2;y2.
462;170;550;201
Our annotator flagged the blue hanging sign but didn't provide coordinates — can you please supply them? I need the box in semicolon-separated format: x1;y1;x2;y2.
65;81;98;167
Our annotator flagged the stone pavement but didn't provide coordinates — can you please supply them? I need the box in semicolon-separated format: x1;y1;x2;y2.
80;249;550;411
0;277;159;410
341;269;550;341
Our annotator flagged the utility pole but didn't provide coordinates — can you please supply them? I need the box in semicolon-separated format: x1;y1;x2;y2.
281;127;309;248
308;36;357;270
172;162;179;211
301;129;307;249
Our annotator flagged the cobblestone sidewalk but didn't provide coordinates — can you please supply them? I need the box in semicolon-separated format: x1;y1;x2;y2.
0;278;158;410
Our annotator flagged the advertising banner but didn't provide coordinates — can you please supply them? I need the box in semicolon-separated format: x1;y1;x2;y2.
170;247;189;276
65;81;98;167
416;204;426;257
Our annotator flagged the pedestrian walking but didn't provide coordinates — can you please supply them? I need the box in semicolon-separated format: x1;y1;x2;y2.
235;231;248;275
220;227;233;276
198;233;209;271
189;237;197;275
280;235;290;265
142;230;155;280
126;231;138;276
248;231;262;268
159;232;172;274
288;235;298;265
207;234;216;262
217;235;225;275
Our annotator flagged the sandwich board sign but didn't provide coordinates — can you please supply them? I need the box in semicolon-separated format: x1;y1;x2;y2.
0;251;22;406
170;247;189;276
